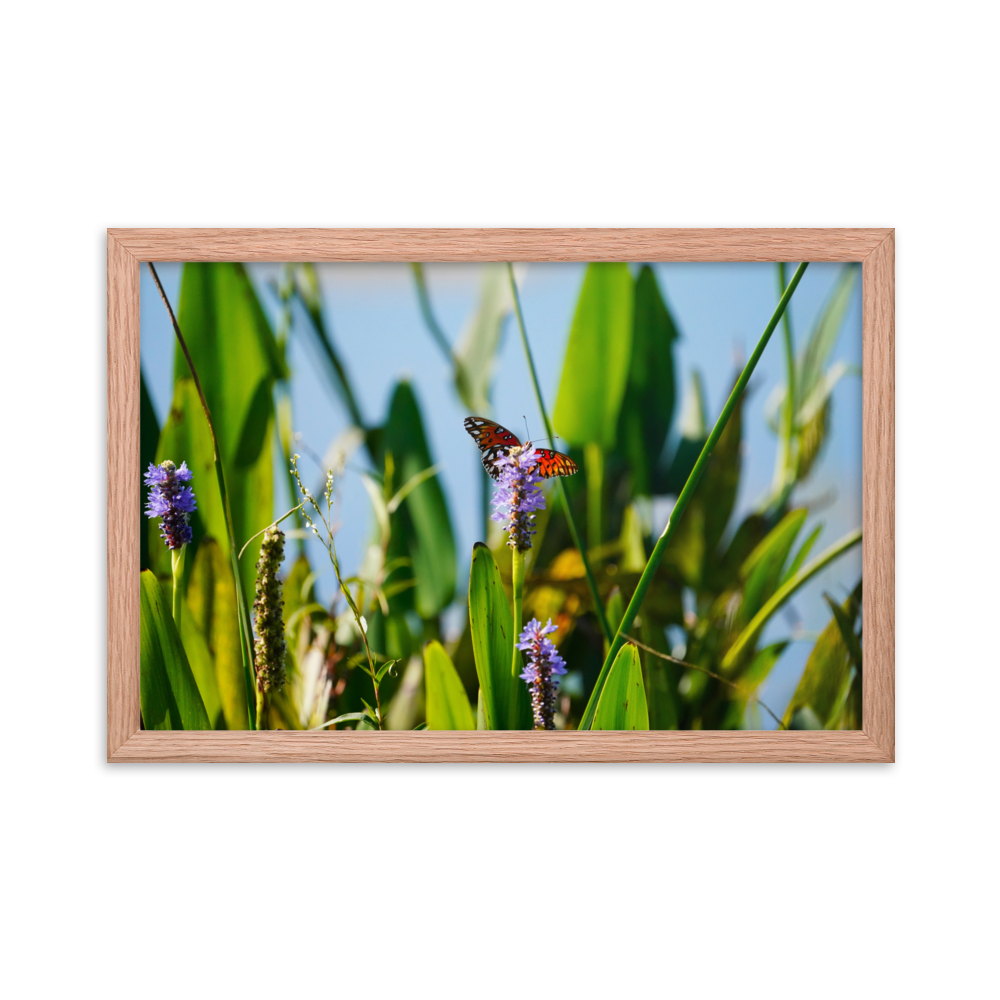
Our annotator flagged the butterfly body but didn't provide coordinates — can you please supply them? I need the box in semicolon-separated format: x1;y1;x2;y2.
463;416;579;481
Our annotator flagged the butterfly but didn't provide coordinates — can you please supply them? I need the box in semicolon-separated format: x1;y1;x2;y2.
463;416;579;481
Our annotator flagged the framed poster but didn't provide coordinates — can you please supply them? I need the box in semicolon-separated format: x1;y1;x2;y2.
108;229;895;761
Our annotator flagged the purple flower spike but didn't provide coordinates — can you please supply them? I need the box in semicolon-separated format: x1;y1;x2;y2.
517;617;567;730
491;444;546;551
144;460;197;550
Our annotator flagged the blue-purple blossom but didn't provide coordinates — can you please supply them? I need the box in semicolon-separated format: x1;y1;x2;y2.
517;617;567;730
144;460;197;550
491;445;546;551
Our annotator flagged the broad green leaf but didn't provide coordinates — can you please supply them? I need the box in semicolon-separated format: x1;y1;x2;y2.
140;570;210;730
468;543;532;730
592;644;649;730
139;368;160;573
172;263;280;600
453;264;512;414
783;582;862;728
554;263;634;450
424;641;476;730
381;381;456;618
185;537;249;729
618;266;679;495
178;599;223;728
723;528;862;670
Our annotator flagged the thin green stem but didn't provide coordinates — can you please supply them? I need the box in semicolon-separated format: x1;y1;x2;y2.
255;688;267;731
148;263;257;729
579;262;810;730
511;547;525;678
170;546;185;626
506;263;614;645
411;263;458;366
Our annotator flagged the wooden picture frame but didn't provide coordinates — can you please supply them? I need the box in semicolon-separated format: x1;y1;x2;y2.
108;228;894;762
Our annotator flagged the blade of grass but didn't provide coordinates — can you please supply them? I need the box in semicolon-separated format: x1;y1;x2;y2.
579;262;810;729
148;262;258;729
506;263;614;645
411;263;458;366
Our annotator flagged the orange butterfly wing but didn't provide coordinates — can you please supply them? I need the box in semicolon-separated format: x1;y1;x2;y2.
533;448;579;479
463;416;521;480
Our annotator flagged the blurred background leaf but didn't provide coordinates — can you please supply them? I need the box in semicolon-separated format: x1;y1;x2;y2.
554;263;634;451
140;570;210;731
424;641;475;730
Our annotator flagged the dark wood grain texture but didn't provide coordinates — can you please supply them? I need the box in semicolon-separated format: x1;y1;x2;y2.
107;228;894;762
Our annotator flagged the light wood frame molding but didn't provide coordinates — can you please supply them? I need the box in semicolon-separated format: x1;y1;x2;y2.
108;228;894;763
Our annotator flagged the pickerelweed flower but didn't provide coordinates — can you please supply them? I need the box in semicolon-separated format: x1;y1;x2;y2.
144;460;197;549
253;525;287;700
491;445;546;551
517;617;567;730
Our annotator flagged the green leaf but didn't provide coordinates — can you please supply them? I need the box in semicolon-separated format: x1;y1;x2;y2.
173;262;280;601
721;640;789;728
723;528;862;670
553;263;634;450
617;265;678;495
592;644;649;730
375;659;398;684
140;570;210;730
783;581;862;728
178;599;223;728
796;264;859;411
185;537;249;730
453;264;512;415
781;523;822;585
737;508;808;629
424;641;476;730
640;617;680;730
663;370;707;493
381;381;456;618
311;711;371;731
468;543;531;730
604;586;624;657
825;593;863;670
139;368;160;573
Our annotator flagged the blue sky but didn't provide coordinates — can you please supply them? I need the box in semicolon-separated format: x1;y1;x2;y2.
141;260;862;727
